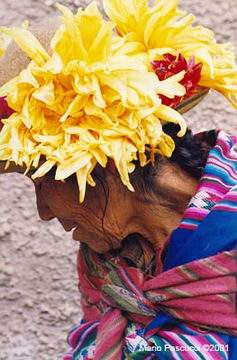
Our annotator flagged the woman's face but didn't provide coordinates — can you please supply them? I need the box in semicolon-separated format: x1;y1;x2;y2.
34;159;198;253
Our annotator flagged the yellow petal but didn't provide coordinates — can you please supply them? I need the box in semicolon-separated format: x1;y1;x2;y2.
158;132;175;158
88;20;113;63
156;104;187;137
0;27;49;66
76;160;94;203
156;71;186;98
31;159;56;179
55;153;92;180
33;82;55;105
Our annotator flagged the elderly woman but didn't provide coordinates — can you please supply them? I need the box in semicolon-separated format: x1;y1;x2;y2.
0;1;236;359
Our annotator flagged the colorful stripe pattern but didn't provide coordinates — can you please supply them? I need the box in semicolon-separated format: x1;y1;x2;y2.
181;131;237;230
64;131;237;360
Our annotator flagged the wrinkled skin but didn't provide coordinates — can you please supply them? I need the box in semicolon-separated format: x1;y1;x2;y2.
0;20;199;253
34;160;198;253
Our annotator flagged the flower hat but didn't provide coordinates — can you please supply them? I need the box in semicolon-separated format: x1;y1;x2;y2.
0;0;236;202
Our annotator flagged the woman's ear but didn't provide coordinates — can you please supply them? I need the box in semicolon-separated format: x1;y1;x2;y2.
0;18;59;86
198;130;218;161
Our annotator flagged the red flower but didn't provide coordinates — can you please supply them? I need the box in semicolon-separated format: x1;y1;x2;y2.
152;53;203;108
0;96;14;120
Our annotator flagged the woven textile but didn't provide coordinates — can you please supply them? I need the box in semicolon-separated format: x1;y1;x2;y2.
64;131;237;360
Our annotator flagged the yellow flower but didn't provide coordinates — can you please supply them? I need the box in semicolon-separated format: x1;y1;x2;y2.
103;0;237;108
0;2;186;202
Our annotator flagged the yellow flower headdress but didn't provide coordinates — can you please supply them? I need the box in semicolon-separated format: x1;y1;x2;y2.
0;0;236;202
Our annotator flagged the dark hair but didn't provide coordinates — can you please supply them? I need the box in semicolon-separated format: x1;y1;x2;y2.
164;124;217;177
130;123;217;195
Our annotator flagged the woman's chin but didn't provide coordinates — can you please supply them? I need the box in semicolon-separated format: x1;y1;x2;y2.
72;226;114;253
